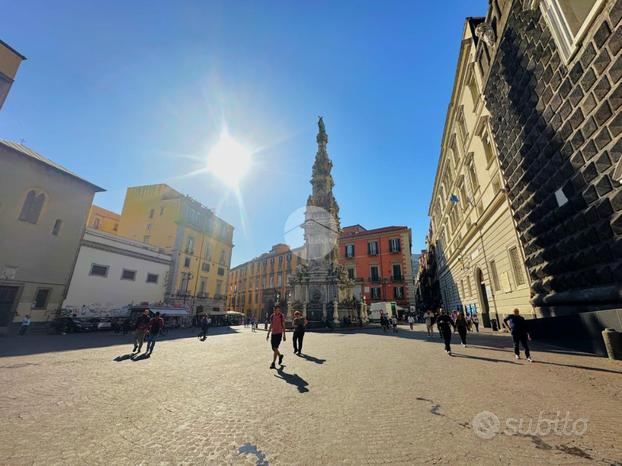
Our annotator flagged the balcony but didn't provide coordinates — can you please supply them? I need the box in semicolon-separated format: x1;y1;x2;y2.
391;275;404;283
368;276;381;283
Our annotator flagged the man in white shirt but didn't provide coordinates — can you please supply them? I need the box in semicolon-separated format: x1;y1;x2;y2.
407;314;415;331
424;309;435;337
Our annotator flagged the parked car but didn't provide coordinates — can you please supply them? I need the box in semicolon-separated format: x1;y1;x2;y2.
95;319;112;330
50;317;98;334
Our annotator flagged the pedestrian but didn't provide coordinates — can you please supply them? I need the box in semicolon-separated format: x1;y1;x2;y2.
407;314;415;331
251;317;256;333
292;311;306;355
391;315;398;333
466;312;473;332
471;313;480;332
266;305;286;369
503;308;533;362
424;309;435;337
18;314;31;336
380;313;388;332
146;312;165;355
198;315;210;341
454;311;468;347
133;309;151;353
436;310;455;355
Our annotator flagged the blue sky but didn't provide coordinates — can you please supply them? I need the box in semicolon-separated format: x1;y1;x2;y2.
1;0;487;266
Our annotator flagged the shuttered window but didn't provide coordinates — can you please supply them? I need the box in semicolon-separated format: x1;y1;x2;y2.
509;247;526;287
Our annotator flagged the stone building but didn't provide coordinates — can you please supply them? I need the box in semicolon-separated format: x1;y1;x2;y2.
428;16;532;328
86;205;120;235
473;0;622;351
0;141;103;333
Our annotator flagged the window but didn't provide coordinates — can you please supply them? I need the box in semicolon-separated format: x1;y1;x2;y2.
489;260;501;291
19;190;45;224
492;176;501;195
90;264;109;277
468;164;480;193
481;130;495;166
460;279;465;297
347;268;355;280
370;265;380;281
202;262;210;273
93;217;101;229
392;264;402;280
394;287;404;299
52;219;62;236
143;235;150;244
216;280;222;297
146;223;152;232
466;275;472;297
186;237;194;254
113;223;118;232
149;209;154;219
146;273;159;284
389;238;401;253
371;287;381;299
467;70;480;109
219;250;226;265
160;207;165;216
33;289;50;309
345;244;355;258
368;241;379;255
269;276;274;288
541;0;603;61
217;267;225;276
184;257;191;268
509;246;526;287
121;269;136;281
456;107;468;144
277;274;282;287
199;278;206;295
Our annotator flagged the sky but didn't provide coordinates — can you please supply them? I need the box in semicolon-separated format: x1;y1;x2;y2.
1;0;487;267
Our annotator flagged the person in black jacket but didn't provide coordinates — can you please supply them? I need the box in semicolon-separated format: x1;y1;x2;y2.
436;310;455;355
503;308;532;362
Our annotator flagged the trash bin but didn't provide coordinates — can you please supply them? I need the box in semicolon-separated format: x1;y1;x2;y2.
491;319;499;332
602;328;622;360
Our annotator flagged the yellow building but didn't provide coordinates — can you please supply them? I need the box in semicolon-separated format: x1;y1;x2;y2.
86;205;120;235
428;18;533;328
0;40;26;111
227;244;304;321
117;184;234;313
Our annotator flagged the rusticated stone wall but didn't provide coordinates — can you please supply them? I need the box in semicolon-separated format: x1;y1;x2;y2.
483;0;622;315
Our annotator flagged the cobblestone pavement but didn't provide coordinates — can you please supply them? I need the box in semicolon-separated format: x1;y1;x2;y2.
1;324;621;465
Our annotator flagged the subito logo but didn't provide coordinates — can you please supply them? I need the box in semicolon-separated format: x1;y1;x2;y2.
472;411;501;440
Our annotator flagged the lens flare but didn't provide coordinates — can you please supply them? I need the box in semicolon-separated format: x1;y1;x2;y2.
206;127;252;188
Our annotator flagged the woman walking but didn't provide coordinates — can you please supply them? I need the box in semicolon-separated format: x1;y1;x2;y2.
471;313;480;332
292;311;306;355
455;312;468;347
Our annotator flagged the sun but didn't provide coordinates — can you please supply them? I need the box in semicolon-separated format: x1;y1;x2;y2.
206;128;252;188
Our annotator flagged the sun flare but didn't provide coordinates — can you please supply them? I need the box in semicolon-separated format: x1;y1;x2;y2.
206;128;252;188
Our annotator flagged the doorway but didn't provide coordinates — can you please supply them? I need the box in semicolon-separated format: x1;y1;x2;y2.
0;286;20;327
475;269;491;328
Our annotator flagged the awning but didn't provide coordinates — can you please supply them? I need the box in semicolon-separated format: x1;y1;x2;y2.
226;311;245;316
158;309;189;317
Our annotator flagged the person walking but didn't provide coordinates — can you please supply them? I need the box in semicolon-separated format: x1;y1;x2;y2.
198;315;210;341
454;311;468;347
250;317;256;333
471;313;480;332
133;309;151;353
503;308;533;362
391;315;398;333
18;315;31;336
292;311;306;355
380;313;388;332
436;310;455;355
424;309;435;337
266;305;286;369
146;312;165;355
407;314;415;331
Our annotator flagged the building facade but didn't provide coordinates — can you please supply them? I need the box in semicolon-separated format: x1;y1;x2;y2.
338;225;414;310
86;205;120;235
117;184;234;314
470;0;622;350
428;17;533;328
227;244;304;321
0;40;25;111
63;229;171;313
0;141;103;332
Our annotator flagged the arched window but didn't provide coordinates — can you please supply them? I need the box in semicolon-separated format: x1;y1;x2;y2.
52;219;62;236
19;190;45;224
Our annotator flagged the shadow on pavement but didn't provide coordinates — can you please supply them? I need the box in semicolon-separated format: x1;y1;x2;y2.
275;366;309;393
298;353;326;364
450;353;518;365
113;353;134;362
0;326;241;358
131;352;151;362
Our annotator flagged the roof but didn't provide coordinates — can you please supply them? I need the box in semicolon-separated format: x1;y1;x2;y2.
90;204;120;218
0;40;27;60
340;225;409;238
0;140;104;192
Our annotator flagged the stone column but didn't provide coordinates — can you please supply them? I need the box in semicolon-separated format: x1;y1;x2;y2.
322;302;327;322
333;300;340;324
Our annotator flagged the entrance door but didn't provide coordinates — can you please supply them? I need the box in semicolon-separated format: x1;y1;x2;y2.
476;269;491;328
0;286;19;327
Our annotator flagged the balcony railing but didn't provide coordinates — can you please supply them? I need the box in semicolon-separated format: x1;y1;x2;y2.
391;275;404;282
368;276;381;283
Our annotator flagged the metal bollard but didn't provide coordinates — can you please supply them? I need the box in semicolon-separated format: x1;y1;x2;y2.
602;328;622;360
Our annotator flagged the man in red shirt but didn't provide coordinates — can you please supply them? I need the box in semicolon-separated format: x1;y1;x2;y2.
266;305;286;369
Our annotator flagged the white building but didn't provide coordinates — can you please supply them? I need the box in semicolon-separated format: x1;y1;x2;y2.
63;228;172;314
